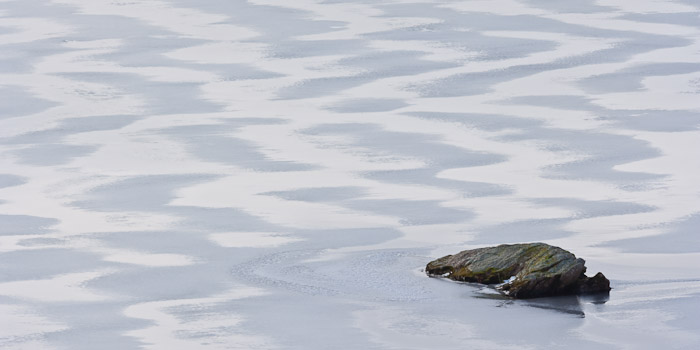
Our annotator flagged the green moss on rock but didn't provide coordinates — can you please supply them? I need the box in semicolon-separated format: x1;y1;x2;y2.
426;243;611;299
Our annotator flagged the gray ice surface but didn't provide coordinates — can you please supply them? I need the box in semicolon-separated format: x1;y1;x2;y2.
1;1;700;349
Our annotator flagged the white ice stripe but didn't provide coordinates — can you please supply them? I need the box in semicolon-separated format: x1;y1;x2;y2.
608;280;700;306
251;0;441;41
0;75;145;138
552;245;700;281
304;222;481;263
168;44;361;79
193;30;621;111
62;127;230;176
233;123;426;172
0;34;218;135
173;173;401;230
544;12;700;36
99;250;196;267
630;37;700;64
0;236;38;254
446;0;700;36
0;271;114;302
488;36;700;96
296;16;442;41
440;0;698;18
441;0;548;16
123;287;274;350
316;33;622;119
209;232;302;248
443;197;573;226
439;126;699;250
367;40;482;63
34;43;218;83
597;0;699;14
0;164;178;235
0;304;66;350
174;52;370;108
0;17;73;45
52;0;258;41
0;232;194;267
0;157;179;237
560;130;700;243
615;131;700;180
60;38;123;49
592;72;700;111
165;41;270;65
0;234;196;268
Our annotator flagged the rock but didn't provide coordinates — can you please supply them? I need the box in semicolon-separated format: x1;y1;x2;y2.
426;243;611;299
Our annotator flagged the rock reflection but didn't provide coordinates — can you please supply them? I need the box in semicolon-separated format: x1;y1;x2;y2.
476;287;610;317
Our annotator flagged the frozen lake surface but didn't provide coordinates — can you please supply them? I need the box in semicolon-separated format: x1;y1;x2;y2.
1;0;700;349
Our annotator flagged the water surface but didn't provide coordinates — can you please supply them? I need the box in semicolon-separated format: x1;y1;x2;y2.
1;0;699;349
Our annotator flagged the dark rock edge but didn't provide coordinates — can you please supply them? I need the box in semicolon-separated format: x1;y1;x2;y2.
426;243;611;299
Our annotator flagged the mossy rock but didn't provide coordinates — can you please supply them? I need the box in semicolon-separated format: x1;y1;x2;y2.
426;243;611;299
